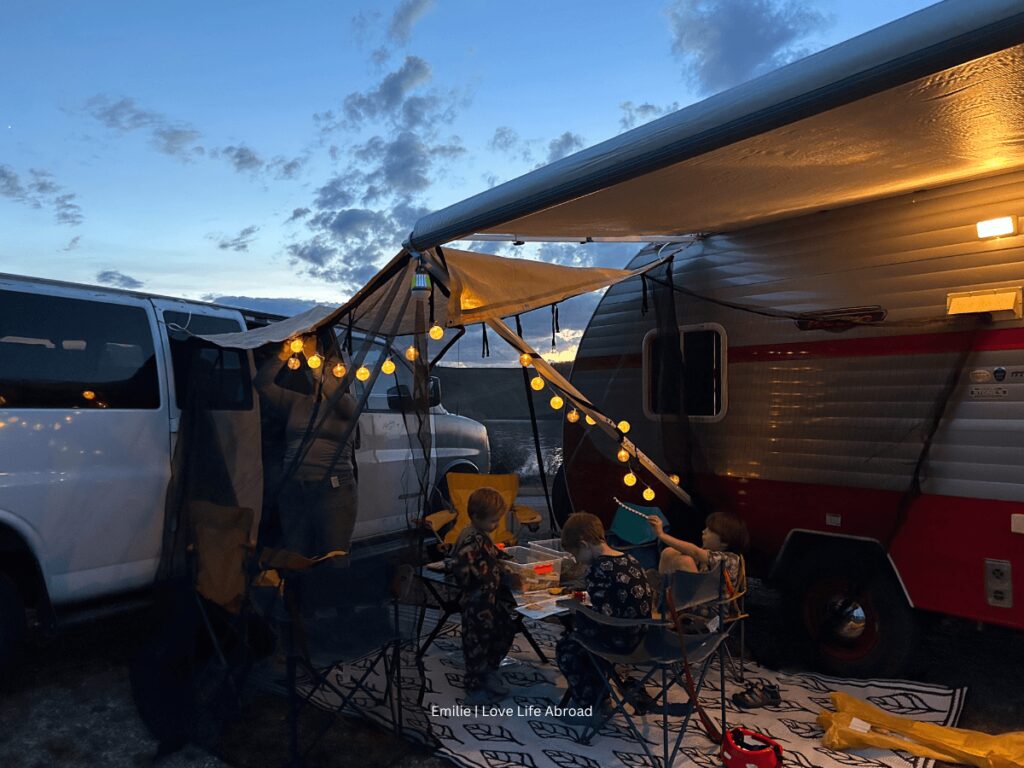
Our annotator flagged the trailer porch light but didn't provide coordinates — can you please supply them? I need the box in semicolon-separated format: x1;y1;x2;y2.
976;216;1017;239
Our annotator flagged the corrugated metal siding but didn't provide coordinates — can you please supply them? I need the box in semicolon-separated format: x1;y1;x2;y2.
572;168;1024;501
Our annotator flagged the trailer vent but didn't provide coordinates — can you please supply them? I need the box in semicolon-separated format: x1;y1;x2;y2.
946;288;1022;319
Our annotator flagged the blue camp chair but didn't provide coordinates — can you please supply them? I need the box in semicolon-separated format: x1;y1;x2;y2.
606;498;669;570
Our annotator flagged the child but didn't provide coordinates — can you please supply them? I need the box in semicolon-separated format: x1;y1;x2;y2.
452;487;518;704
647;511;749;590
556;512;653;711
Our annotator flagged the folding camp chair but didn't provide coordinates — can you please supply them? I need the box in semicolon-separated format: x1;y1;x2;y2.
423;472;542;550
561;563;730;768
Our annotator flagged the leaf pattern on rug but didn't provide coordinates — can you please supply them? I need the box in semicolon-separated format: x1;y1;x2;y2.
528;720;584;744
445;671;468;689
515;695;555;708
677;746;722;767
596;719;655;745
779;717;825;740
465;723;524;744
481;749;537;767
613;749;664;768
816;746;890;766
867;692;939;716
542;749;602;768
505;670;551;687
781;673;836;694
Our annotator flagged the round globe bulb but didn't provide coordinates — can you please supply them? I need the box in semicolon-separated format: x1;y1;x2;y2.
530;376;545;392
623;472;637;487
356;365;371;381
381;358;396;375
618;420;631;434
287;357;301;370
566;409;580;424
585;415;596;426
643;487;656;502
616;448;630;463
307;353;322;369
669;474;680;485
519;352;532;367
549;395;564;410
428;324;444;341
332;363;346;379
405;345;419;362
82;390;96;401
289;338;304;353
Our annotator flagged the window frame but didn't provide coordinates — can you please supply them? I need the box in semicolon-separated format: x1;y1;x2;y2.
641;322;728;424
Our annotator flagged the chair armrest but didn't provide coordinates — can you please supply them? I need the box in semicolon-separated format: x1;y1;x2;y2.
556;598;672;628
511;504;542;526
423;509;457;531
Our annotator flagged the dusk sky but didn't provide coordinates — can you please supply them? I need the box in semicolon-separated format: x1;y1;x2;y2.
2;0;937;359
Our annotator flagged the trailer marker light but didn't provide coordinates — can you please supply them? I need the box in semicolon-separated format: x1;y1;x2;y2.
976;216;1017;239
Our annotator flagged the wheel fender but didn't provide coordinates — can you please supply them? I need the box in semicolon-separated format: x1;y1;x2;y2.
0;509;51;616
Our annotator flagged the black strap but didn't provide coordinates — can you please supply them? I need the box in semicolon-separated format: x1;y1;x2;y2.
481;323;490;358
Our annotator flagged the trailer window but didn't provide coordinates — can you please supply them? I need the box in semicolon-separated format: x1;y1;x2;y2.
0;289;159;409
644;326;725;419
163;311;251;410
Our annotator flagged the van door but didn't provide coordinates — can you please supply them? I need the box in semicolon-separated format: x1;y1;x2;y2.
0;286;170;604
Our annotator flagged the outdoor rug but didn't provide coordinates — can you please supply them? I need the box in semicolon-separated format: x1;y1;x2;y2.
308;614;966;768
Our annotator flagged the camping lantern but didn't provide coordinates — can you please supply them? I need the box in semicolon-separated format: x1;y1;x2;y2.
643;487;656;501
411;263;431;301
519;352;532;367
287;357;301;370
429;324;444;340
550;395;564;410
618;420;631;434
530;376;545;391
623;471;637;487
617;448;630;463
585;414;596;426
405;345;418;362
307;353;322;369
566;409;580;423
381;358;396;375
289;338;304;353
332;363;346;378
356;365;370;381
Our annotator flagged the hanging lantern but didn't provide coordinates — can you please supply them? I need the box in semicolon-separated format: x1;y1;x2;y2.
307;353;322;369
382;357;396;375
287;357;301;370
519;352;532;367
410;263;431;302
643;487;656;502
549;395;564;410
530;375;545;391
289;338;304;353
82;390;96;401
429;324;444;341
618;420;631;434
669;474;680;485
332;363;346;379
616;448;630;463
623;471;637;487
585;414;596;426
356;365;371;381
405;345;419;362
566;409;580;424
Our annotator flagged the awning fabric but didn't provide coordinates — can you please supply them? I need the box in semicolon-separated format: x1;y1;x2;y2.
408;0;1024;248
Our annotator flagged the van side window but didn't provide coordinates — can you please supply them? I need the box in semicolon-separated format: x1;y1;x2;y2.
356;342;413;411
645;326;725;419
163;311;251;410
0;289;159;409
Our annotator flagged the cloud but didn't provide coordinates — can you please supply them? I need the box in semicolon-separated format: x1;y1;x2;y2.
619;100;680;130
286;207;311;223
62;235;81;252
96;270;144;289
0;165;83;225
204;295;319;318
667;0;830;94
218;144;263;173
489;126;519;153
86;95;204;158
342;56;433;126
389;0;434;42
270;156;305;179
545;131;585;164
0;165;25;198
54;194;83;226
214;225;259;252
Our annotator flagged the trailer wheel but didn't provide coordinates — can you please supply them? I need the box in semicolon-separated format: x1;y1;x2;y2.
0;572;26;678
785;550;917;678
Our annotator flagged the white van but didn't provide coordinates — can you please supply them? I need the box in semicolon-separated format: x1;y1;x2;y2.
0;273;489;669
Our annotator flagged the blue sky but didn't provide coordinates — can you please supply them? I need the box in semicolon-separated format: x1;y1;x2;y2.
1;0;937;354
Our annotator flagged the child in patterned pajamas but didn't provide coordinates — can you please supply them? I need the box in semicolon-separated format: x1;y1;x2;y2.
452;487;520;704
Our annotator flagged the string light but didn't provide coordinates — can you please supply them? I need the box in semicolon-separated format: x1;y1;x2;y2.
381;357;396;375
405;345;419;362
307;353;322;369
289;338;304;353
287;357;301;370
519;352;532;367
356;365;371;381
332;363;346;379
82;390;96;401
566;409;580;423
616;448;630;463
549;395;564;410
585;415;596;426
669;474;680;485
643;487;656;502
623;471;637;487
429;324;444;341
617;420;631;434
530;376;545;391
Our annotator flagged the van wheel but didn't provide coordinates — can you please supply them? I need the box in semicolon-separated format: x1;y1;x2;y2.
428;466;478;514
0;573;26;678
785;550;917;678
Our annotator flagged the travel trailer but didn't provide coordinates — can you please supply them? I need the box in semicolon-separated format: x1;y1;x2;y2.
402;0;1024;675
0;273;489;669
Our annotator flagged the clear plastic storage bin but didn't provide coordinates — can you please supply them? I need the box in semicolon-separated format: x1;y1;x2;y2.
501;546;563;592
528;538;571;560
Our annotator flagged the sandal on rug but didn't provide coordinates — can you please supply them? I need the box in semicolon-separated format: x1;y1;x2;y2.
732;681;781;709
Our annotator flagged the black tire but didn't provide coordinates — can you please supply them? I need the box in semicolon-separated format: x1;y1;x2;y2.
428;465;478;514
0;572;26;679
784;549;917;678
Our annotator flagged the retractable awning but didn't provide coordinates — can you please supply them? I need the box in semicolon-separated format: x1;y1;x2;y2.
408;0;1024;248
